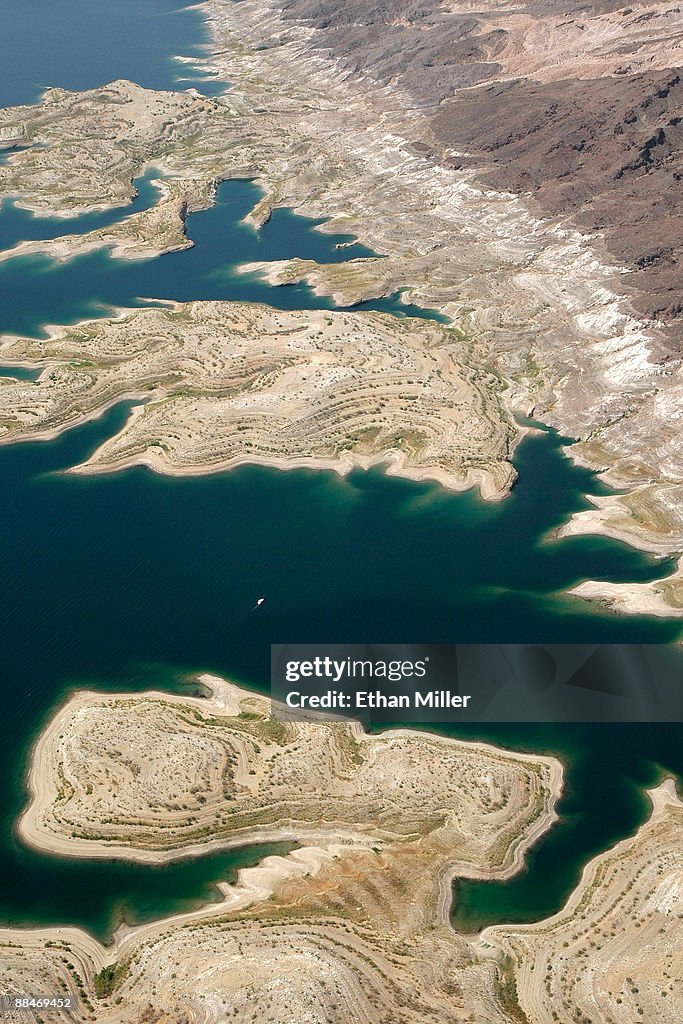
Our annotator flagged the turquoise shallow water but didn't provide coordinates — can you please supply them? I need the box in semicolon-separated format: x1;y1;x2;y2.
0;365;41;380
0;0;225;106
0;0;681;940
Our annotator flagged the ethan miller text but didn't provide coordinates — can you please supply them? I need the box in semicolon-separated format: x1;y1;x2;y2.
285;690;471;709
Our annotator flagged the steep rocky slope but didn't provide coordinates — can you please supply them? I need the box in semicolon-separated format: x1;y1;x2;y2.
275;0;683;343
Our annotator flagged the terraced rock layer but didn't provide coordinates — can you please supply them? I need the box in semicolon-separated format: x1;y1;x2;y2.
0;4;681;613
3;678;681;1024
3;676;560;1024
275;0;683;339
0;301;513;493
478;778;683;1024
203;0;683;610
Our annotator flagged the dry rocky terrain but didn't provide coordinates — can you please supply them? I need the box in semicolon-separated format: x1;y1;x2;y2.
3;676;560;1024
479;778;683;1024
3;678;681;1024
0;6;681;1023
273;0;683;335
0;301;512;494
21;678;557;863
0;1;680;611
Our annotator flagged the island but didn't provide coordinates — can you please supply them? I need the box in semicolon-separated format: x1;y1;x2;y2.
3;677;680;1023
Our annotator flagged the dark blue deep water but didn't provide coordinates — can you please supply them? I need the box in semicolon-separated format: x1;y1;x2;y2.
0;178;435;338
0;0;680;940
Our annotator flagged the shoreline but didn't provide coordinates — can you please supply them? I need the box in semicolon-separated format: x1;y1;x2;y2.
0;173;221;266
4;673;564;976
202;0;683;619
0;840;369;971
0;3;681;1018
0;49;677;611
19;675;563;866
559;495;683;618
474;777;683;1019
69;435;516;502
2;337;679;614
3;786;679;1023
3;352;674;617
477;776;683;947
8;674;681;1005
456;770;683;935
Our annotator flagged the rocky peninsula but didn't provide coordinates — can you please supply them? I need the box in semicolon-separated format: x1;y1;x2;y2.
0;3;679;613
4;675;559;1023
4;677;680;1024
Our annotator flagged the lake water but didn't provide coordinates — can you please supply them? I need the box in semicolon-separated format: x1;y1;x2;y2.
0;0;225;107
0;176;442;338
0;168;164;251
0;0;681;940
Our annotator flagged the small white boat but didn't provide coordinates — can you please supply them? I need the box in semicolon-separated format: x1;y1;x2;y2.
256;597;265;606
